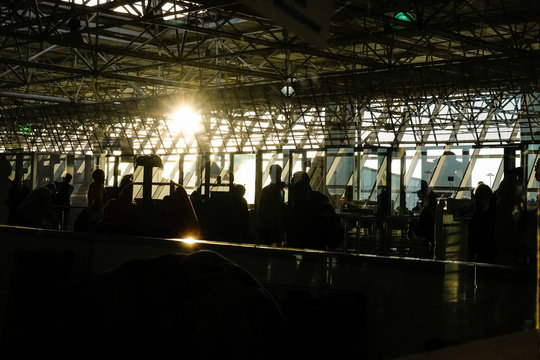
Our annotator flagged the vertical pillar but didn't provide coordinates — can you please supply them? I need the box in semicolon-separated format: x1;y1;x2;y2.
47;154;56;184
386;147;392;215
15;153;24;178
229;153;235;191
113;156;119;189
203;153;210;196
31;152;37;189
143;165;153;202
322;150;327;196
254;151;263;210
85;155;93;188
462;149;471;190
66;154;75;178
283;149;291;186
520;145;528;191
504;146;516;177
399;148;406;216
421;148;428;182
355;150;361;201
178;154;184;185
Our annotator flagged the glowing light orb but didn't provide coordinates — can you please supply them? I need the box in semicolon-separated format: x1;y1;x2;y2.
181;237;197;245
168;106;203;135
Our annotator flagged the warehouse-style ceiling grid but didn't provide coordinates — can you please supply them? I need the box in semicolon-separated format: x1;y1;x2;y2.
0;0;539;153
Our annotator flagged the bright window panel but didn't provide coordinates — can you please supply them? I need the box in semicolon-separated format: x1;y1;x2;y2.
233;154;256;205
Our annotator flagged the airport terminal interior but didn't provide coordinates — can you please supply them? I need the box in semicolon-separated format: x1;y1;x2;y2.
0;0;539;359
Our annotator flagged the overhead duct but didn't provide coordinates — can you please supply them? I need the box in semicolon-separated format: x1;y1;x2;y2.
0;91;97;104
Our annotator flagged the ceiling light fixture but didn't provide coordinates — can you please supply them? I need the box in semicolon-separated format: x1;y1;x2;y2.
280;78;297;97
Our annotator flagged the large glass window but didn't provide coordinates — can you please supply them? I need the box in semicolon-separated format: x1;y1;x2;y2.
470;148;503;191
326;148;354;207
358;149;380;201
182;154;200;195
233;154;256;205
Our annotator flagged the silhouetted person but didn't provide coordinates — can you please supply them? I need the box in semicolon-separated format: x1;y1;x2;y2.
493;167;526;264
14;186;56;228
285;171;343;287
230;184;251;242
375;186;393;253
257;164;285;245
102;183;140;234
86;169;106;230
415;190;437;258
308;156;336;208
0;159;12;224
7;173;30;225
119;173;133;192
413;180;429;212
376;187;391;217
50;251;287;360
163;185;200;239
53;173;74;230
469;182;496;263
285;171;343;251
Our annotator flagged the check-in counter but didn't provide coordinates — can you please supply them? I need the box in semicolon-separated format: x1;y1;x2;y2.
338;212;424;256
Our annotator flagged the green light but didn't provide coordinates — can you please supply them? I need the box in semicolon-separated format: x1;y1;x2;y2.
394;12;413;22
18;123;34;135
393;12;414;29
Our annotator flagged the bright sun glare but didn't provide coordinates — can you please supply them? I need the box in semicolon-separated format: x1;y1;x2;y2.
181;237;197;245
168;106;203;135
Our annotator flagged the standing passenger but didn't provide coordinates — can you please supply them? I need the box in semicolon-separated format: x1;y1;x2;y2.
7;173;30;225
257;164;285;245
469;182;496;263
54;173;74;230
86;169;106;230
230;184;251;242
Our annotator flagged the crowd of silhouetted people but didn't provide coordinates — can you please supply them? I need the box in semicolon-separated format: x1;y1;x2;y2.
2;154;539;265
0;159;74;230
409;167;538;266
1;155;344;253
468;166;537;266
73;167;200;239
191;164;343;251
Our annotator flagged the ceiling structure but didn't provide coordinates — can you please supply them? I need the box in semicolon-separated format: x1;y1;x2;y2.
0;0;539;153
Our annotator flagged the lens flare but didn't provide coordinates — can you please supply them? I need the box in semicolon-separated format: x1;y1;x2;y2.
168;106;203;135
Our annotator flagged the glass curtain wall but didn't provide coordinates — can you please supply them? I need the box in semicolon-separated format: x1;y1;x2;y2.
1;144;538;211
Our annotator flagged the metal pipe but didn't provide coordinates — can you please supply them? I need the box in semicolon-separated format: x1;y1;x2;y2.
0;91;96;104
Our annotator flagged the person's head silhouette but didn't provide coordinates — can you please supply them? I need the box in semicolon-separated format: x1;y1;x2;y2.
91;169;105;184
269;164;282;184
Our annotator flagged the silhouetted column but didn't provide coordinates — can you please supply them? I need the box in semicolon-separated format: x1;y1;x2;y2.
143;165;153;201
385;147;392;215
399;149;405;215
503;146;516;177
254;151;262;209
113;156;119;189
178;154;184;185
203;153;210;196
